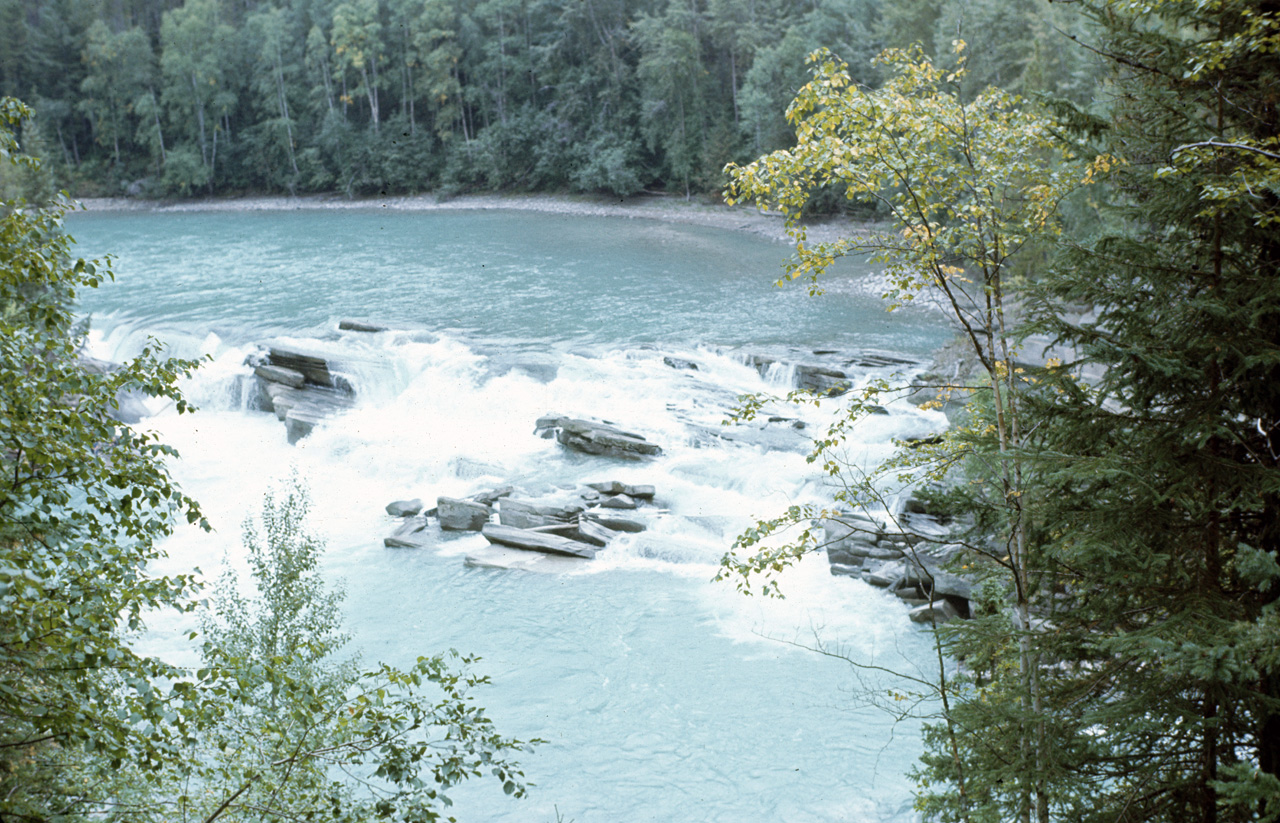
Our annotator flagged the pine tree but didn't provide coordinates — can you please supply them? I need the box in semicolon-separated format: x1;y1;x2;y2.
1014;1;1280;820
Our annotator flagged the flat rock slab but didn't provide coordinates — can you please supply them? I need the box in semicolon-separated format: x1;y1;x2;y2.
582;512;646;533
267;347;343;389
385;515;429;547
255;363;306;388
481;524;597;559
465;545;589;572
573;517;615;547
339;320;388;333
536;414;662;459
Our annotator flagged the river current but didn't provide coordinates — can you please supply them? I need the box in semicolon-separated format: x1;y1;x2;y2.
69;207;950;823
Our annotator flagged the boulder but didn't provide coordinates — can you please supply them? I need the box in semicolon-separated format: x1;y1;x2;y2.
599;493;637;510
622;484;655;500
480;524;597;559
437;497;493;531
386;498;423;517
908;599;963;625
796;365;852;396
867;561;905;588
535;415;663;459
663;356;699;371
903;555;974;601
254;363;306;389
586;480;626;494
77;355;151;424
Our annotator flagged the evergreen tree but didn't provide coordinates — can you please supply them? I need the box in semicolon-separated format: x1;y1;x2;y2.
1013;0;1280;819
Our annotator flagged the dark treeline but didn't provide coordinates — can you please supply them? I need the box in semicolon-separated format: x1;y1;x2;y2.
0;0;1096;198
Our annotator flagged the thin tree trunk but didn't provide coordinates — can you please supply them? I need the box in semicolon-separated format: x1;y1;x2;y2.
192;73;208;167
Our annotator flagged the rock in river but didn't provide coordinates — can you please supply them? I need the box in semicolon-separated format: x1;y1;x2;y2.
480;524;598;559
535;414;662;459
437;497;493;531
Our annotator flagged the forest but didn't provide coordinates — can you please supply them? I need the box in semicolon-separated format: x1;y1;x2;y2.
0;0;1097;198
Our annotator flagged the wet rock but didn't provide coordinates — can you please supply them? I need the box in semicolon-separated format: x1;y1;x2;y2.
867;561;905;588
470;486;514;506
663;356;699;371
582;512;646;533
572;518;615;547
437;497;493;531
265;347;344;390
385;515;429;548
480;524;597;559
464;545;588;572
599;494;637;510
255;363;306;389
77;355;151;424
535;415;662;459
796;365;852;396
623;484;655;500
285;407;324;445
339;320;387;333
829;563;863;578
386;498;423;517
903;555;974;601
909;599;963;625
497;498;584;530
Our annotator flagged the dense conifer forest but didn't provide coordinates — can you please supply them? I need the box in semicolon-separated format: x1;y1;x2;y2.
0;0;1098;197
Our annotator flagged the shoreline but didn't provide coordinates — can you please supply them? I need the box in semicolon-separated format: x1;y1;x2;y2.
73;191;875;247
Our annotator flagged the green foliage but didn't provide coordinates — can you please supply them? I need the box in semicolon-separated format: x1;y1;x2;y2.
168;479;535;822
722;1;1280;821
1;99;532;820
0;97;209;818
0;0;1093;197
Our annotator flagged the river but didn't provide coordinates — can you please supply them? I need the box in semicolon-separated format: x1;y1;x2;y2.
69;206;950;823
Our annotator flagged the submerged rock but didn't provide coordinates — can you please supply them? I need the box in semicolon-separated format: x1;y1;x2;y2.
464;545;588;572
338;320;387;333
480;524;598;559
581;512;646;533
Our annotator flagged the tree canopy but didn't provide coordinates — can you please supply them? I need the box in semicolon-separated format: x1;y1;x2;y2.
722;1;1280;821
0;0;1100;198
0;98;531;822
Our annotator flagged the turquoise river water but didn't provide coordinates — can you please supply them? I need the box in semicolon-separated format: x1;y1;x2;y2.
69;208;951;823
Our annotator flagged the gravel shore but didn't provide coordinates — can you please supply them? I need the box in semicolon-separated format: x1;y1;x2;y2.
74;191;875;246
